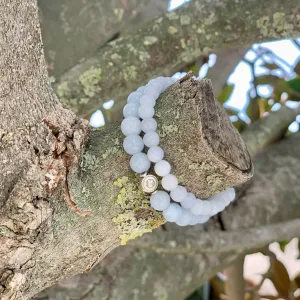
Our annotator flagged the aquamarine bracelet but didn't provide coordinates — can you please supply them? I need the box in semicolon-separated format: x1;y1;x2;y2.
121;76;235;226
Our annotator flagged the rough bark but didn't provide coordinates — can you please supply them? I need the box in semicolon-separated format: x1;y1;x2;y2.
54;0;300;117
33;107;299;300
0;8;252;295
38;0;150;77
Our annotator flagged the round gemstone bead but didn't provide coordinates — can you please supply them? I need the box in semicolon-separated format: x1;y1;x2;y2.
170;185;187;202
138;105;155;119
150;191;170;211
224;188;236;203
196;215;210;224
143;131;160;147
176;208;192;226
123;135;144;155
147;146;164;163
121;117;141;136
161;174;178;191
191;200;213;216
141;118;157;133
163;203;182;222
144;86;160;99
181;193;197;209
137;86;145;93
140;95;156;107
123;103;139;118
154;160;171;177
190;199;204;215
127;91;142;104
130;152;151;174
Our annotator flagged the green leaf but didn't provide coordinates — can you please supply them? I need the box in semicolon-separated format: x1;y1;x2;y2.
287;77;300;93
217;84;234;104
294;59;300;75
262;62;280;70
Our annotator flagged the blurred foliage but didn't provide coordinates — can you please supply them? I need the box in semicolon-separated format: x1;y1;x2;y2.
186;240;300;300
215;43;300;134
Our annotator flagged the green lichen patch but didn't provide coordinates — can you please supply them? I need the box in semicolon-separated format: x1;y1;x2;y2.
0;129;13;146
80;151;99;171
79;67;102;97
56;81;71;98
256;16;270;36
112;176;165;245
273;12;286;31
189;161;217;172
180;39;186;49
102;146;123;160
158;124;178;138
206;173;225;194
166;11;179;20
168;26;178;35
180;15;191;25
144;36;158;46
123;66;137;81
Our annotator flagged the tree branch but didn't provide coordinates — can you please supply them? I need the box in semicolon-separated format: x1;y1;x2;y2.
54;0;300;117
39;0;158;77
33;107;300;300
1;63;252;299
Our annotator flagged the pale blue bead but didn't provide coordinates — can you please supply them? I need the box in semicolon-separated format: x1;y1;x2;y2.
189;214;210;225
189;214;199;225
121;116;141;136
137;86;146;93
140;95;156;107
190;199;204;215
196;215;210;224
161;174;178;191
123;135;144;155
181;193;197;209
163;203;182;222
154;160;171;177
223;188;236;203
138;105;155;119
143;131;159;147
209;200;221;216
176;209;192;226
147;80;163;93
191;200;213;216
127;91;142;104
141;118;157;133
130;152;151;174
150;191;170;211
147;146;164;163
123;103;139;118
170;185;187;202
144;86;160;99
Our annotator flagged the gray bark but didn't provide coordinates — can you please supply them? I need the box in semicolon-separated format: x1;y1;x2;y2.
54;0;300;117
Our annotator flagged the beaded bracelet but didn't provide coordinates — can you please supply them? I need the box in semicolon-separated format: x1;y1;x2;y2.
121;76;236;226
